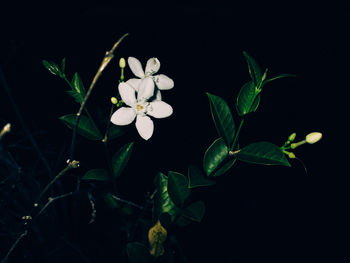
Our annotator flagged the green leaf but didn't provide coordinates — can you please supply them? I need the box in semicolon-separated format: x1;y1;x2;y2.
212;158;236;177
175;215;192;227
203;138;229;176
236;142;291;167
108;125;125;141
68;72;86;104
82;168;110;181
181;201;206;222
167;171;190;207
262;73;297;86
59;114;103;140
206;93;235;147
111;142;134;180
236;81;260;116
126;242;152;263
188;165;215;188
243;51;262;86
42;60;61;76
104;193;121;209
153;172;178;222
61;57;66;73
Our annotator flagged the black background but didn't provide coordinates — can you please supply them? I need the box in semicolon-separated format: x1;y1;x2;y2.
0;1;346;262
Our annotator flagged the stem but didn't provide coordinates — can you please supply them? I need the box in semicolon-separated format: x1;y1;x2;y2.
69;33;129;161
111;195;144;210
1;230;28;263
231;118;244;151
35;192;74;218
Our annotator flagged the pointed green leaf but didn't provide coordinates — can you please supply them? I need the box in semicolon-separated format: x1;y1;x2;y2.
237;142;291;167
153;172;178;222
126;242;152;263
181;201;206;222
82;168;110;181
108;125;125;141
59;114;103;140
167;171;190;207
203;138;229;176
188;165;215;188
111;142;134;180
42;60;61;76
68;73;86;104
262;73;296;86
243;51;262;86
212;158;236;177
61;57;66;73
236;81;260;116
206;93;235;147
175;215;192;227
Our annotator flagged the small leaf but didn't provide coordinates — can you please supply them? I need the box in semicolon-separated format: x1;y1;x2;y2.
61;57;66;73
175;215;192;227
167;171;190;207
212;158;236;177
206;93;235;147
153;172;178;222
42;60;61;76
181;201;206;222
188;165;215;188
68;73;86;104
126;242;152;263
203;138;228;176
236;81;260;116
82;169;110;181
108;125;125;141
243;51;262;86
111;142;134;180
237;142;291;167
59;114;103;140
263;73;296;86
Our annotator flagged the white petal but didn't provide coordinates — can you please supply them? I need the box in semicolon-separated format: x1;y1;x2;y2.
118;82;136;107
147;101;173;119
145;58;160;75
126;78;142;92
153;74;174;90
155;89;162;101
137;77;155;101
111;107;136;125
135;115;154;140
128;57;145;78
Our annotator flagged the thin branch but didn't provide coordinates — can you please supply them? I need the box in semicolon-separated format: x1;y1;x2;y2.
35;192;74;218
1;230;28;263
111;195;144;210
69;33;129;160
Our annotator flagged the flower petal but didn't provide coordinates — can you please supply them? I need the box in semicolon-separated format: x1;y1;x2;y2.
145;58;160;75
137;77;155;101
118;82;136;107
155;89;162;101
126;78;142;92
128;57;145;78
135;115;154;140
111;107;136;125
147;101;173;119
153;74;174;90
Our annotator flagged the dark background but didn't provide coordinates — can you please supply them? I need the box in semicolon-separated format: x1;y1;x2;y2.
0;1;346;262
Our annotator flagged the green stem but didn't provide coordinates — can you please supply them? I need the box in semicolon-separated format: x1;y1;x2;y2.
230;118;244;151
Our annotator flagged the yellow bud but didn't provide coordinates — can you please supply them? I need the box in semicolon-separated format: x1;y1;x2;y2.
288;133;296;142
148;220;167;257
0;123;11;139
288;152;296;159
119;58;126;69
305;132;322;144
110;97;118;105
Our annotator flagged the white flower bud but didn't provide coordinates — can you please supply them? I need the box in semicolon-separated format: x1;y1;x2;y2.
119;58;126;69
305;132;322;144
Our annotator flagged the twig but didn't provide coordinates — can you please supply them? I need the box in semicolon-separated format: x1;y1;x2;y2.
111;195;144;210
1;230;28;263
69;33;129;160
35;192;74;218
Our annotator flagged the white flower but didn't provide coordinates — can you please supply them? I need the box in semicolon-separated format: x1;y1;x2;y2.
127;57;174;100
305;132;322;144
110;78;173;140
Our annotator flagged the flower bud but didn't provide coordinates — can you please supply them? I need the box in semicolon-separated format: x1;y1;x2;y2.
119;58;126;69
305;132;322;144
288;133;296;142
0;123;11;138
110;97;118;105
288;152;296;159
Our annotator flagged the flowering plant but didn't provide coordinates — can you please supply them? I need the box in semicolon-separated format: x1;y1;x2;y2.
0;33;322;262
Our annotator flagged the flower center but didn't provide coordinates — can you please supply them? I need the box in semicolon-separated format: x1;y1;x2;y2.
137;105;144;111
